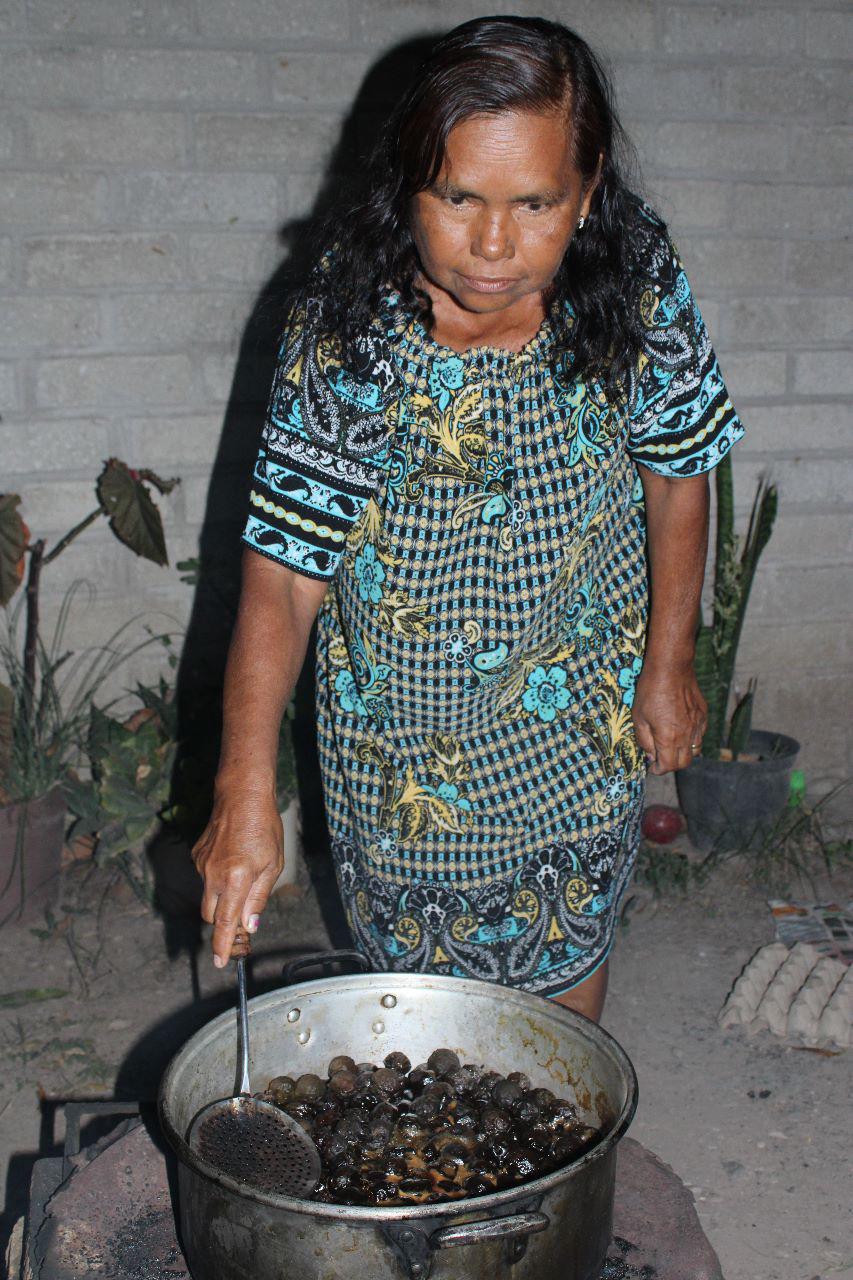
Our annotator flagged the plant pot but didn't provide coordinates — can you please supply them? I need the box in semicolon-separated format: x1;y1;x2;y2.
0;786;66;926
675;729;800;853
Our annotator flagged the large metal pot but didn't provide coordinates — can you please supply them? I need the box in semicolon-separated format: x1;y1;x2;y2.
160;957;637;1280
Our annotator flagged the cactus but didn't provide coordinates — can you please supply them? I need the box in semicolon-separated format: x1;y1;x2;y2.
695;454;777;758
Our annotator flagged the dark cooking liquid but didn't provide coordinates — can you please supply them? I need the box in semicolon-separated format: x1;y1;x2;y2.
263;1048;601;1207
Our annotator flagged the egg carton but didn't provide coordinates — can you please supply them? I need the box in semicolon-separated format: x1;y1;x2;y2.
719;941;852;1050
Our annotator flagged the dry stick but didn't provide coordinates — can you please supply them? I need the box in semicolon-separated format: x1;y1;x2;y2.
41;507;104;568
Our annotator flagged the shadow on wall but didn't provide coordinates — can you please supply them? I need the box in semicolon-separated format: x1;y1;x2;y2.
160;35;440;937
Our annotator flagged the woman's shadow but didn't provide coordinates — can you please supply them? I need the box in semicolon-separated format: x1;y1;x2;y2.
150;34;439;962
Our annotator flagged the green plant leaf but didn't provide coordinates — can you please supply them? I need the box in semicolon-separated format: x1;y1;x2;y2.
694;624;725;757
0;987;68;1008
96;459;177;566
0;494;27;607
176;557;200;586
87;703;124;764
728;684;755;759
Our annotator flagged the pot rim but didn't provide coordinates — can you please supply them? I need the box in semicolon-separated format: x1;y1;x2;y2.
159;970;638;1222
679;728;800;773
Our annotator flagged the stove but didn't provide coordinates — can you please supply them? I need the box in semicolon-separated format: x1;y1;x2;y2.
10;1103;723;1280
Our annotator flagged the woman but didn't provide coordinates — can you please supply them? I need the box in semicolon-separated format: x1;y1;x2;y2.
193;17;743;1022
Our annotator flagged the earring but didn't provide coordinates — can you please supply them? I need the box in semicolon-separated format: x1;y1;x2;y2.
577;215;586;230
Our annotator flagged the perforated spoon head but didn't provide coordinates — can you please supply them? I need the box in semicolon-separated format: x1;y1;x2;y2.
189;927;321;1198
189;1095;321;1198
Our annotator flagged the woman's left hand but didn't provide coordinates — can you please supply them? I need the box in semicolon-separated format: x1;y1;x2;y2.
631;661;707;775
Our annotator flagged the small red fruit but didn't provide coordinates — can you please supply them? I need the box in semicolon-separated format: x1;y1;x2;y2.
641;804;684;845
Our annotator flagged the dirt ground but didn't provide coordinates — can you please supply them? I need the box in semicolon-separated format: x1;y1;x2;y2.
1;847;850;1280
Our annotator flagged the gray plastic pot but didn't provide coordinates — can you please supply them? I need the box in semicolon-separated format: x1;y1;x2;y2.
675;729;800;853
0;786;66;926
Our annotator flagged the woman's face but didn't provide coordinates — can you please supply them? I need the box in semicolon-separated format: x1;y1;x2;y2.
409;108;596;318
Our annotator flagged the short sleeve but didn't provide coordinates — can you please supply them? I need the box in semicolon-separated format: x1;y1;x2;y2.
626;214;744;476
242;296;401;581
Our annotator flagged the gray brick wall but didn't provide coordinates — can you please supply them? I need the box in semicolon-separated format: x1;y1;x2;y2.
1;1;851;811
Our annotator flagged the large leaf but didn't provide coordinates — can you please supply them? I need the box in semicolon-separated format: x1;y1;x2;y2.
0;494;27;607
96;459;178;566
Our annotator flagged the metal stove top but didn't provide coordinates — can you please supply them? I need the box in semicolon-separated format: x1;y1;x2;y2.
10;1102;723;1280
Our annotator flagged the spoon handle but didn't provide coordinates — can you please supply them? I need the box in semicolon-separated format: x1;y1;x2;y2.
236;956;251;1097
232;930;252;1098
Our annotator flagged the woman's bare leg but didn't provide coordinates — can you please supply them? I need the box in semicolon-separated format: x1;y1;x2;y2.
551;960;608;1023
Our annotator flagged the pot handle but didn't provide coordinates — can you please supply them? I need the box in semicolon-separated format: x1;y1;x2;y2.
282;949;371;985
431;1210;549;1249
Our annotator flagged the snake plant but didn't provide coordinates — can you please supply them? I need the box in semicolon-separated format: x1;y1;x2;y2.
694;453;778;760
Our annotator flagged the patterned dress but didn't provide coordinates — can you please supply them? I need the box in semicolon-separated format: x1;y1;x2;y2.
243;211;744;997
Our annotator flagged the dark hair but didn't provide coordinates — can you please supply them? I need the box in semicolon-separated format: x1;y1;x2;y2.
311;16;657;390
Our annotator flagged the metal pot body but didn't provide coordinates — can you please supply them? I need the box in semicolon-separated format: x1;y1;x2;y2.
160;971;637;1280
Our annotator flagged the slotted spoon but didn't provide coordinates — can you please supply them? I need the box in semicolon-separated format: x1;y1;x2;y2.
188;929;321;1198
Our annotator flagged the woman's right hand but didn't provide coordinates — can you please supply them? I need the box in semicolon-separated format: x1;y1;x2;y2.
191;784;284;968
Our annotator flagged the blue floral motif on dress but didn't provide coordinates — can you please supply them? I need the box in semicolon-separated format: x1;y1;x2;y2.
428;355;465;410
333;631;391;722
430;781;472;812
334;669;368;718
564;578;612;652
522;665;572;723
353;543;385;604
442;624;510;688
617;655;644;707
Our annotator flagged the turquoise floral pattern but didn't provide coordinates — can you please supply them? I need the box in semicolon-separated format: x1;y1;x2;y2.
552;361;620;471
334;669;368;718
428;355;465;410
442;620;510;687
564;577;612;652
433;780;472;812
397;379;519;550
617;656;644;707
329;630;391;723
355;733;475;845
522;664;572;723
353;542;386;604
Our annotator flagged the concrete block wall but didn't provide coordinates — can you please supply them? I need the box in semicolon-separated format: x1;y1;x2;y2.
1;1;851;812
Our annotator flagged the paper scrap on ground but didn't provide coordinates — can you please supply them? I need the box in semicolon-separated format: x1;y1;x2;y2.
719;941;851;1050
769;899;853;964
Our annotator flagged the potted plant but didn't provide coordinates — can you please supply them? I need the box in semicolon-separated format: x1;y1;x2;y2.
675;454;799;851
65;673;179;906
0;461;178;923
